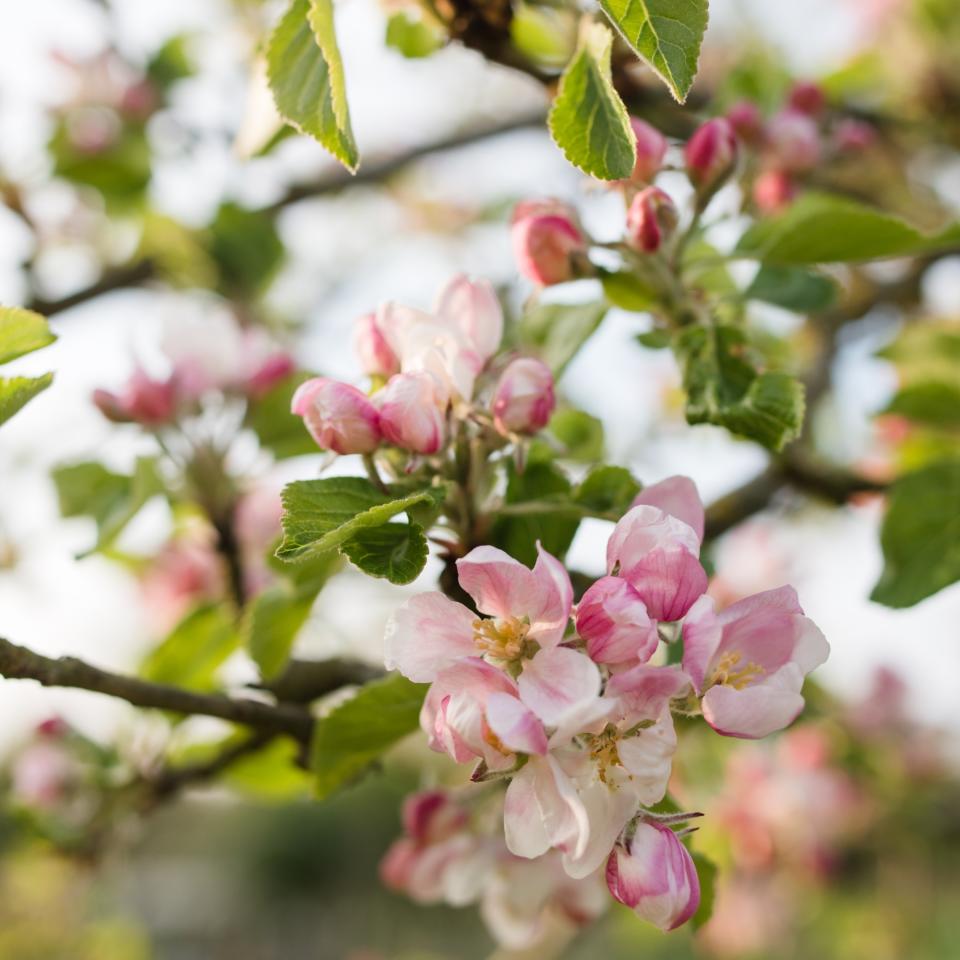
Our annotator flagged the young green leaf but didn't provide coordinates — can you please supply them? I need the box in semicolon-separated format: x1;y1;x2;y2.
574;465;641;515
676;324;805;451
142;605;238;692
744;265;838;313
385;10;445;58
549;408;605;462
601;270;658;311
0;373;53;427
519;301;609;374
311;672;427;799
548;22;636;181
871;460;960;608
0;307;56;365
599;0;709;103
883;382;960;429
267;0;358;172
340;522;429;585
244;586;317;680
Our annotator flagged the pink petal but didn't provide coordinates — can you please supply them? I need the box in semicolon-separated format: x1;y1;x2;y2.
621;547;708;622
503;762;552;860
517;647;601;728
632;476;705;542
576;576;658;665
681;594;724;693
615;711;677;805
715;585;806;675
562;780;638;879
607;505;701;573
701;663;806;739
607;664;692;719
456;546;537;621
485;692;548;756
384;593;476;682
528;543;574;647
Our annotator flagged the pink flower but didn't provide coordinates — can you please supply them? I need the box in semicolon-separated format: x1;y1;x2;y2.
11;740;77;809
625;186;678;253
511;200;587;286
290;376;381;455
726;100;764;144
245;350;295;397
684;118;738;195
628;117;668;183
787;81;826;116
753;169;797;214
576;577;658;666
682;586;829;739
354;311;400;378
607;505;708;622
491;357;556;436
377;371;447;454
435;274;504;364
632;475;705;542
765;110;821;174
833;118;876;153
93;367;179;426
606;822;700;931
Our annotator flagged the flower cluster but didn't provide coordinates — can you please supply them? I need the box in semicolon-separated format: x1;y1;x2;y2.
291;275;556;457
384;476;828;931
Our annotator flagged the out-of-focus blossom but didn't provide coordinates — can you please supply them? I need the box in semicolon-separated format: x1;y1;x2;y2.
606;821;700;931
354;312;400;378
234;483;283;596
684;118;738;196
93;368;179;426
291;377;381;455
628;117;668;184
765;110;822;173
140;534;223;630
683;587;829;739
377;371;447;454
434;274;504;364
491;357;556;436
726;100;764;144
833;118;877;152
10;731;78;810
575;576;658;666
786;81;826;116
708;518;792;607
511;199;587;286
626;186;678;253
753;169;797;214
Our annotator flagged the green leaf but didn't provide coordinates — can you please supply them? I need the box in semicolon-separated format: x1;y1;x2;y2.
548;22;636;181
244;586;316;680
676;324;805;451
599;0;708;102
276;476;444;563
574;465;640;515
385;11;445;58
549;408;605;461
877;320;960;388
691;851;718;930
341;522;428;585
266;0;358;172
871;460;960;608
245;372;320;460
884;382;960;429
0;307;56;365
208;202;284;297
490;461;580;565
600;270;658;311
635;329;671;349
311;672;427;799
0;373;53;427
53;457;164;553
510;2;577;69
519;301;609;374
744;265;838;313
142;605;238;692
736;194;960;265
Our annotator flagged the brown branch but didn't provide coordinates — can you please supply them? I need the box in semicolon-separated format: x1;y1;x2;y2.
26;260;156;316
0;636;314;741
257;656;384;704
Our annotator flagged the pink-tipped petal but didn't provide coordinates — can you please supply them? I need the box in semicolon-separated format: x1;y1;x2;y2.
456;546;536;622
632;476;705;542
576;576;658;665
620;547;708;623
606;664;692;721
701;663;806;739
485;692;548;756
517;647;601;728
435;274;504;363
681;594;724;693
384;592;477;682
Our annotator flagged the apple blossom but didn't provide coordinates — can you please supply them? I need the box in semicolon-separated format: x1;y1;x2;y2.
632;475;706;542
606;821;700;931
93;367;179;426
684;118;738;196
726;99;765;144
434;274;504;363
376;371;447;454
682;586;830;739
753;169;797;214
511;200;587;286
765;110;822;174
625;186;678;254
628;117;668;183
491;357;556;436
290;376;381;455
354;311;400;378
787;80;826;116
575;576;658;666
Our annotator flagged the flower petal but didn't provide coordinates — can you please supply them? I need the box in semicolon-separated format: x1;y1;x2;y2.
517;647;601;728
620;547;708;622
485;692;548;756
632;476;705;542
681;594;724;693
701;663;806;739
503;763;552;860
384;593;476;682
615;710;677;806
528;542;574;647
562;780;638;879
456;546;537;621
606;664;692;719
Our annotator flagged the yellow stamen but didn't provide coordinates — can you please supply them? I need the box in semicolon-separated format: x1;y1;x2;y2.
711;650;765;690
472;616;531;663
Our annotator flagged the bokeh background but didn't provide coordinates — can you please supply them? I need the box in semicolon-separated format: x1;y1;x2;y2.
1;0;959;957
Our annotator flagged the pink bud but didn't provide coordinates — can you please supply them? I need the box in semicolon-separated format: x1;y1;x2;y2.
625;186;678;254
684;118;738;195
787;81;826;117
291;376;381;455
354;312;400;378
491;357;556;436
402;789;469;843
765;110;821;173
753;169;797;214
606;822;700;931
726;100;765;145
377;372;447;454
435;274;504;363
246;352;296;397
93;368;179;426
511;200;587;286
629;117;668;183
576;576;659;665
833;118;876;153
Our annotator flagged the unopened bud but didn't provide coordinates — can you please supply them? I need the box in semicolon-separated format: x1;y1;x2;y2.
765;110;821;173
491;357;556;436
291;376;382;455
511;200;587;286
753;169;797;214
787;81;826;117
625;186;678;253
726;100;764;145
629;117;668;183
684;118;738;197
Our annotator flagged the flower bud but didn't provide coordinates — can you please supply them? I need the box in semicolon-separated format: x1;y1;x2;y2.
377;372;447;454
625;186;678;254
787;81;826;117
606;822;700;931
684;118;738;196
491;357;556;436
92;368;179;426
511;200;587;286
726;99;764;144
629;117;668;183
576;576;658;665
291;376;381;455
765;110;821;173
753;169;797;214
833;118;876;153
435;274;504;363
354;312;400;378
246;351;296;397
